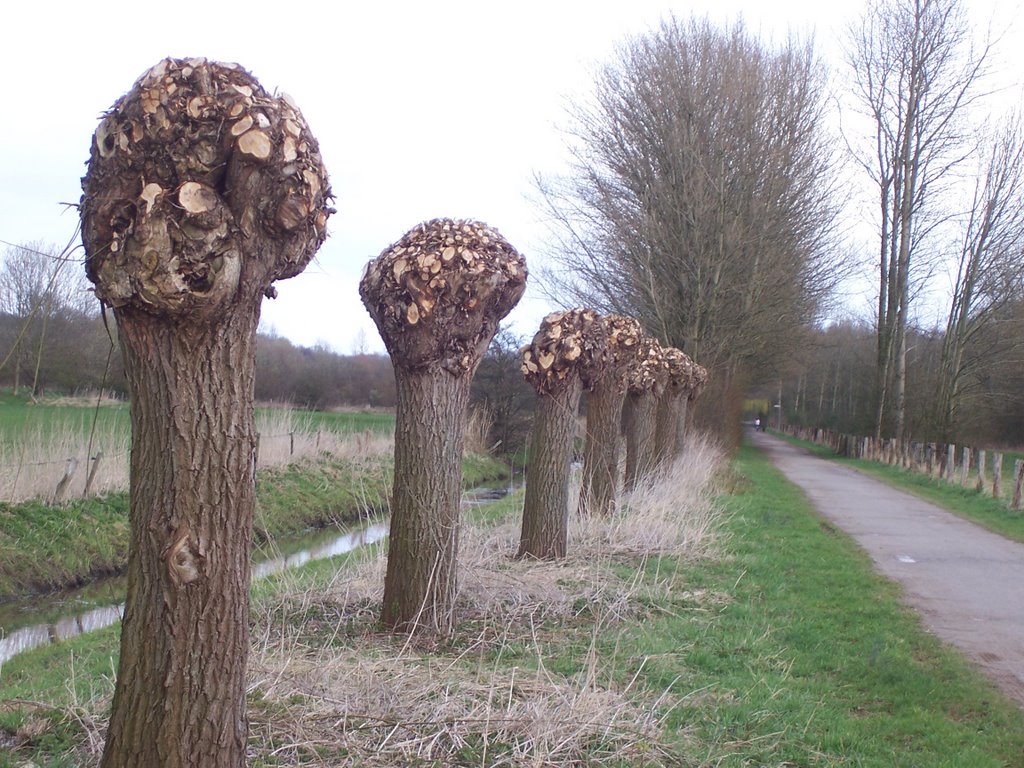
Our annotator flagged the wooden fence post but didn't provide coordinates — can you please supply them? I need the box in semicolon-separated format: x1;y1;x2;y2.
945;444;956;482
960;447;971;488
1012;460;1024;511
83;451;104;498
53;458;79;503
977;449;987;492
993;453;1003;499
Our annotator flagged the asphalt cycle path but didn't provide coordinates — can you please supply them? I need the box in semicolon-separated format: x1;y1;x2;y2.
752;429;1024;707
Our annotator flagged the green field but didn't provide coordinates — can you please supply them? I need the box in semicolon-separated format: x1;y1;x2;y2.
0;391;129;441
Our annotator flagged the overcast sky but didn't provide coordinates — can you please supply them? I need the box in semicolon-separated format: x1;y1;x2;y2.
1;0;1020;354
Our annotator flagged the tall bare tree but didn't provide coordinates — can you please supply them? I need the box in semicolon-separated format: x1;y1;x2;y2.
81;58;331;767
934;113;1024;438
845;0;988;440
536;16;843;435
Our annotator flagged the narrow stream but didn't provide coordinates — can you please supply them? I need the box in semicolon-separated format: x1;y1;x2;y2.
0;486;510;665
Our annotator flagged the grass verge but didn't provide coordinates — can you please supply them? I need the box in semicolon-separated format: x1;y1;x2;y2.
771;430;1024;545
3;439;1023;766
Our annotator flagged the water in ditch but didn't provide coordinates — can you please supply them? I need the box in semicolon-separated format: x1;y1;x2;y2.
0;485;510;664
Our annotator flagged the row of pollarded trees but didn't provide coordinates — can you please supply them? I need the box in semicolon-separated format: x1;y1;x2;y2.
80;57;703;767
518;310;707;560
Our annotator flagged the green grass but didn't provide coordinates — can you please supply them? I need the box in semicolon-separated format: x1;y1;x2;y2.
4;444;1023;766
772;430;1024;545
0;391;129;442
641;444;1024;765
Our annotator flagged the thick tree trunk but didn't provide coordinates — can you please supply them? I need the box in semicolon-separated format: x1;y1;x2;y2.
675;397;690;457
624;391;658;490
381;365;470;634
579;381;625;516
653;391;682;468
101;308;259;768
519;379;583;559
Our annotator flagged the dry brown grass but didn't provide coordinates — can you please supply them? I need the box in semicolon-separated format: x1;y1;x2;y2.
0;422;130;503
244;434;726;766
254;409;393;469
0;409;392;503
463;404;496;457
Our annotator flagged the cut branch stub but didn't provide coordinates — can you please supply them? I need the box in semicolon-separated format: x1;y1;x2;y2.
689;363;709;401
360;218;527;374
627;335;669;396
520;308;609;395
663;347;696;395
597;314;645;392
81;57;332;319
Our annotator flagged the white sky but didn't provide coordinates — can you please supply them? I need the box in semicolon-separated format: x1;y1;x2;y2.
1;0;1021;354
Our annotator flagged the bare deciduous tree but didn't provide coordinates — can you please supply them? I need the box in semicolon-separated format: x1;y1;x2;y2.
845;0;988;440
81;58;331;768
360;218;526;635
934;113;1024;438
536;16;843;436
0;241;94;395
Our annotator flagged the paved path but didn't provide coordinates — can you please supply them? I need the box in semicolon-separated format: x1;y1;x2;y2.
752;430;1024;706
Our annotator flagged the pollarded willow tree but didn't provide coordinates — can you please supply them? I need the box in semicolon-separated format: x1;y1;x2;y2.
536;16;844;436
578;313;644;516
360;218;526;634
519;308;608;559
80;57;332;768
653;347;696;466
623;335;668;490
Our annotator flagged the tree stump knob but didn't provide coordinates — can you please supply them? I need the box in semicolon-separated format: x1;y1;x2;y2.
520;308;609;394
81;57;332;320
360;218;527;374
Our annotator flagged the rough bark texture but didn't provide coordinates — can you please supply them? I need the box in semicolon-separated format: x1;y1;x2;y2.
382;366;470;632
518;309;608;559
360;218;526;634
623;337;668;490
519;379;583;559
107;312;258;767
579;314;643;516
653;347;695;466
624;390;659;489
80;57;331;768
